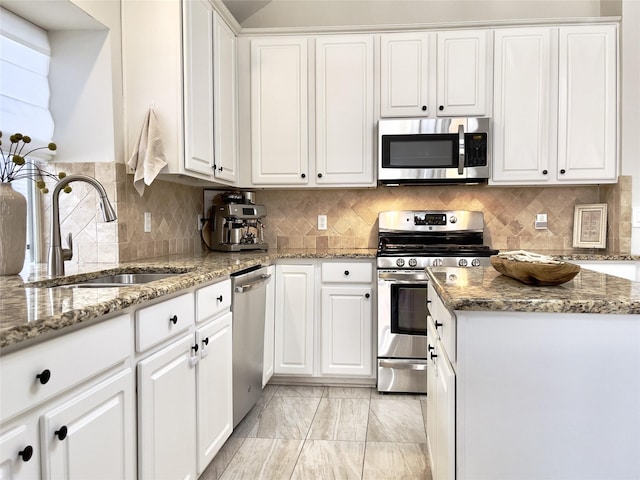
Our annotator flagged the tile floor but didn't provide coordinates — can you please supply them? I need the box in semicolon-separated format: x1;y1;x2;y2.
200;385;433;480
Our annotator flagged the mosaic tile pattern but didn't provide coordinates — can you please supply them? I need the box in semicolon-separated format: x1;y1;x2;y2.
256;178;632;253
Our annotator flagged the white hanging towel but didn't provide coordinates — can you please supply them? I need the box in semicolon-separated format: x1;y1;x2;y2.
127;108;168;196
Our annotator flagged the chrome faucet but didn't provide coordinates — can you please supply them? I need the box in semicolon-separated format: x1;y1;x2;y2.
47;174;117;277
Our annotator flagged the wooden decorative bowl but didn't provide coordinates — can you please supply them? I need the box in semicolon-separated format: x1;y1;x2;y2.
490;256;580;286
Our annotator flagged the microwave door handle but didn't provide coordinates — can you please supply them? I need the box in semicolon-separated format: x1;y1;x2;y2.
458;124;465;175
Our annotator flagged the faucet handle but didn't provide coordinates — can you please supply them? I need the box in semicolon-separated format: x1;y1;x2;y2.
62;233;73;261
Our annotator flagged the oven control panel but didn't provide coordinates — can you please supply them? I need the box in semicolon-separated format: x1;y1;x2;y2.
414;213;447;226
379;256;491;269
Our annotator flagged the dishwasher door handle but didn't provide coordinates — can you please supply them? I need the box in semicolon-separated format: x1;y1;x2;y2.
234;273;272;293
379;359;428;371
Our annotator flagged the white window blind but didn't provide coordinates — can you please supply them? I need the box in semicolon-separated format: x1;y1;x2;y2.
0;7;54;148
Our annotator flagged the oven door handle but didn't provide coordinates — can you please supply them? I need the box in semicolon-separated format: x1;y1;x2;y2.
379;359;429;371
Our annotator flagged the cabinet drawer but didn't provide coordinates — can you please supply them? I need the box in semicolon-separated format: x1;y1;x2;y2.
196;279;231;323
0;314;131;422
321;262;372;283
136;293;194;352
428;282;456;362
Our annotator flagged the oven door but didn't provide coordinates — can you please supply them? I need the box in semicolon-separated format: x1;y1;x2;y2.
377;270;429;359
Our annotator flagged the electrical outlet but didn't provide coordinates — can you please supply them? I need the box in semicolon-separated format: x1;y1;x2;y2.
144;212;151;233
535;213;548;230
633;207;640;228
197;214;203;231
318;214;327;231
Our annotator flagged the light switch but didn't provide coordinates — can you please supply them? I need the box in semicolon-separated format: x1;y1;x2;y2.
633;207;640;228
318;214;327;231
535;213;548;230
144;212;152;233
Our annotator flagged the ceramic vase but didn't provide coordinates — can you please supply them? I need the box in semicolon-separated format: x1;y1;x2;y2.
0;183;27;275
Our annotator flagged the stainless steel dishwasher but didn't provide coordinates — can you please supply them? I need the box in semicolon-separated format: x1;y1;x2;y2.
231;265;271;427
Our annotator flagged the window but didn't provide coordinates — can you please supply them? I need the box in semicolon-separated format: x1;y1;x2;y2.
1;7;54;266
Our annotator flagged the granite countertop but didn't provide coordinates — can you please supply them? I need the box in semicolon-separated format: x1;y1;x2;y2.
0;249;376;353
427;266;640;315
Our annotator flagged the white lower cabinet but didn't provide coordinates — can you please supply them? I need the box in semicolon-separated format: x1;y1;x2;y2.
0;314;134;480
274;264;315;375
42;368;135;479
137;334;197;480
263;265;276;387
320;286;373;376
195;311;233;473
274;260;375;380
427;308;455;480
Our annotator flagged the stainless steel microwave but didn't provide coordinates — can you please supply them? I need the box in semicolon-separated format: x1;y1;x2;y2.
378;117;490;185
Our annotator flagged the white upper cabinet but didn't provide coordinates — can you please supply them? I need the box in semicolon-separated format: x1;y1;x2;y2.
380;30;489;117
123;0;238;185
492;27;556;184
380;32;432;117
315;35;375;185
212;12;239;183
557;25;617;183
183;0;215;177
250;34;376;187
436;30;490;117
250;37;309;185
491;24;617;185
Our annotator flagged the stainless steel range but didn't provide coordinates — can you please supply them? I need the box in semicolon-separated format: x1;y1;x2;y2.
376;210;498;393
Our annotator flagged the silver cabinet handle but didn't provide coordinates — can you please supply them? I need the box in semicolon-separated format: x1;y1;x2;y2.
234;273;272;293
379;360;428;371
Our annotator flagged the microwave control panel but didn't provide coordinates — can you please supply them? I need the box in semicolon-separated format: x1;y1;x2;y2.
465;133;488;167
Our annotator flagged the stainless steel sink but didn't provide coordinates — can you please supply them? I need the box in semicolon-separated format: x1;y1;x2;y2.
63;273;184;288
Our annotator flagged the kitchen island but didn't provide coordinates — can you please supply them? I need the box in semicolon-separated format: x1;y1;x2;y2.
426;266;640;480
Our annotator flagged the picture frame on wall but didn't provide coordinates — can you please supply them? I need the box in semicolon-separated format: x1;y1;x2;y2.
573;204;608;249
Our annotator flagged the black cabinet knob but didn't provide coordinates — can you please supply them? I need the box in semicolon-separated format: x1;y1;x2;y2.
428;344;434;352
430;351;438;360
203;337;209;346
426;300;432;304
36;369;51;385
365;293;370;298
560;169;566;174
435;321;443;329
317;173;322;178
192;344;199;353
301;173;306;179
169;315;178;325
344;270;350;276
18;446;34;462
438;105;444;111
219;166;224;172
216;295;223;302
421;105;427;111
55;426;68;441
542;169;548;175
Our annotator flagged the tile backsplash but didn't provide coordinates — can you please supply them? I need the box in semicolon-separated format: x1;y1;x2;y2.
36;163;632;264
256;177;632;254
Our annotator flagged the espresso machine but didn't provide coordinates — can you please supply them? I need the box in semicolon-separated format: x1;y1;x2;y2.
209;191;268;251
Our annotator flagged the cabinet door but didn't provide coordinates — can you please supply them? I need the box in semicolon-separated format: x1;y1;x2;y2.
212;12;238;183
274;264;315;375
196;312;232;474
557;25;617;183
436;30;488;116
251;37;309;185
263;265;276;387
491;28;556;184
425;319;438;475
320;286;373;376
434;342;455;480
183;0;215;177
0;420;40;479
380;33;432;117
41;369;135;480
315;35;375;185
138;335;197;480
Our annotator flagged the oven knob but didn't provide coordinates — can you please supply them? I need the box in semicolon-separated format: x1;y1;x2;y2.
458;258;468;267
432;258;443;267
408;258;417;267
449;215;457;224
471;258;481;267
396;258;405;267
